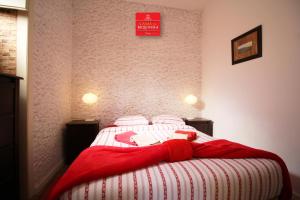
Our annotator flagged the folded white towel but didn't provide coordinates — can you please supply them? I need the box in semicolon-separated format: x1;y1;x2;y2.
131;135;160;146
170;133;188;140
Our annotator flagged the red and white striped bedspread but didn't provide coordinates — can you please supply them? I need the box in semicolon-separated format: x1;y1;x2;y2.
60;124;283;200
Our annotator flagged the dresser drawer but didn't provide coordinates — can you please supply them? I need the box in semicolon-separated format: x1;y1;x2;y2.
0;117;14;147
0;147;14;182
0;179;17;199
0;84;15;115
0;74;21;199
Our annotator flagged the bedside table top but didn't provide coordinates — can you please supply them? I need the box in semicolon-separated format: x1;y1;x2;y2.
67;120;100;125
183;117;212;122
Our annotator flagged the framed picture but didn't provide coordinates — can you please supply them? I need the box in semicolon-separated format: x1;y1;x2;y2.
231;25;262;65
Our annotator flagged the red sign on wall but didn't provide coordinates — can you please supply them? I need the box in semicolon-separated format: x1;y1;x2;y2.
136;12;160;36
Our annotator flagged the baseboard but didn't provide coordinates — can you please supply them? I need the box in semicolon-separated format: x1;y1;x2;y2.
32;160;65;198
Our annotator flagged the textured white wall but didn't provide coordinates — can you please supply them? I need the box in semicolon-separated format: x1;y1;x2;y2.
71;0;202;125
201;0;300;195
28;0;72;194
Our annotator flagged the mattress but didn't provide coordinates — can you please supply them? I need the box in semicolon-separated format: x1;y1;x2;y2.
59;124;283;200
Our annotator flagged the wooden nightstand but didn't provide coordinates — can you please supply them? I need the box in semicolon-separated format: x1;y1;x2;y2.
64;120;100;164
183;118;213;136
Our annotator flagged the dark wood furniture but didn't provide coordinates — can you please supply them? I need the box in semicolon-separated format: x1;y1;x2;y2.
64;120;100;165
183;118;213;136
0;73;22;199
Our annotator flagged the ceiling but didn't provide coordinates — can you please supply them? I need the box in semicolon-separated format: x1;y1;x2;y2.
126;0;208;11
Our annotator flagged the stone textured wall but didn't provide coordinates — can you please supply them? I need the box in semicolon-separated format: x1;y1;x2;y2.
72;0;202;125
29;0;72;190
28;0;202;194
0;8;17;75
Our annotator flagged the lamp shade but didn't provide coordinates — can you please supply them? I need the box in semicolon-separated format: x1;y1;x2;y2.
82;93;98;105
184;94;198;105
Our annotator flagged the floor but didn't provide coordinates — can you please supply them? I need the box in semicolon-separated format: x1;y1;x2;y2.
30;165;67;200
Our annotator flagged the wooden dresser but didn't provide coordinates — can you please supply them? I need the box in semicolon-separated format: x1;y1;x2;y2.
0;73;22;199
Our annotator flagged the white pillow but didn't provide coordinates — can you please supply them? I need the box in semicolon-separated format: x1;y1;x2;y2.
151;115;185;125
113;115;149;126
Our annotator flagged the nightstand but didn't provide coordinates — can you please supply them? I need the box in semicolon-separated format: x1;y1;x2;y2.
64;120;100;164
183;118;213;136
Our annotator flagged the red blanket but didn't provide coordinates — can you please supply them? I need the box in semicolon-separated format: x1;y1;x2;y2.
46;139;291;200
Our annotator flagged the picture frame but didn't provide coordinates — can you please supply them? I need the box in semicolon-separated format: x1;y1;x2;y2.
231;25;262;65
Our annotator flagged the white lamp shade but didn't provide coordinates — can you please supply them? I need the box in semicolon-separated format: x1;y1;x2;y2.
82;93;98;105
184;94;198;105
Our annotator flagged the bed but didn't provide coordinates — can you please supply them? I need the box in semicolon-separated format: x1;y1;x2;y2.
58;124;283;200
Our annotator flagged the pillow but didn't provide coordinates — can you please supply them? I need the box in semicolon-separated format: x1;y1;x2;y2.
113;115;149;126
151;115;185;125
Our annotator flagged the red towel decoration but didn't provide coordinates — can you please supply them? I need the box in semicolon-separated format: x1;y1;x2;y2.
114;131;137;146
175;130;197;141
46;139;292;200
